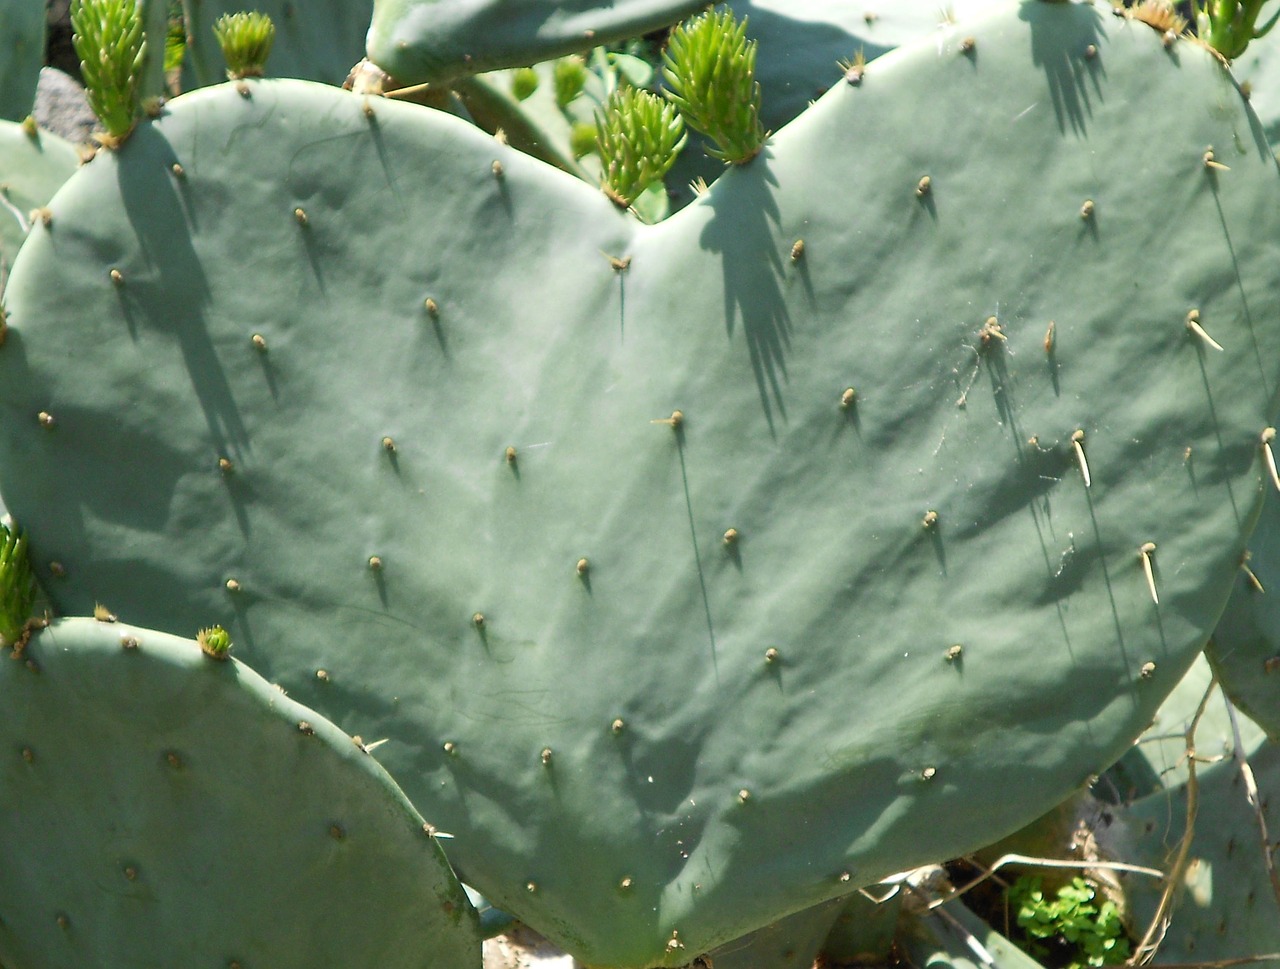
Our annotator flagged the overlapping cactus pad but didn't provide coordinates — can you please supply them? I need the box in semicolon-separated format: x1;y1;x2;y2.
1123;732;1280;960
4;4;1280;965
366;0;705;84
0;0;44;122
0;618;480;969
0;121;78;268
1210;493;1280;738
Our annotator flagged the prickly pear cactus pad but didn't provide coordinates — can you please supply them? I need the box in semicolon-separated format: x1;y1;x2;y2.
1121;731;1280;962
0;617;481;969
734;0;1009;137
0;0;44;122
366;0;705;85
1207;494;1280;737
1234;26;1280;149
0;122;78;268
4;4;1280;964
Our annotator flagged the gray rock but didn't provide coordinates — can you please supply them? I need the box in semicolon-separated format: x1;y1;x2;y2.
34;67;97;145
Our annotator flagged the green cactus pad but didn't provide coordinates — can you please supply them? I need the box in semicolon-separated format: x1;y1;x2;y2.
1120;727;1280;962
0;120;79;270
0;617;480;969
735;0;1007;140
1207;492;1280;737
5;5;1280;965
707;896;845;969
0;0;45;122
820;888;901;966
1234;25;1280;150
665;0;1010;209
1107;652;1266;800
899;896;1049;969
366;0;705;85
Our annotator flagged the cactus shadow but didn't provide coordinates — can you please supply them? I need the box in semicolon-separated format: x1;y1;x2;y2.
915;191;937;224
723;540;742;574
219;473;255;539
1193;345;1242;526
789;249;815;309
619;730;704;817
699;151;790;438
0;336;187;536
927;523;946;576
226;589;258;657
676;436;719;680
114;126;250;463
1204;173;1273;404
1018;1;1104;137
429;312;449;356
845;399;861;436
1081;487;1138;684
296;223;327;295
978;337;1034;462
255;350;280;401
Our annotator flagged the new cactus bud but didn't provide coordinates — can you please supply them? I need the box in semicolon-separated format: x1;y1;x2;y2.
71;0;146;145
596;87;686;208
212;12;275;80
510;67;539;102
197;625;232;660
569;121;598;160
663;9;766;164
554;56;588;108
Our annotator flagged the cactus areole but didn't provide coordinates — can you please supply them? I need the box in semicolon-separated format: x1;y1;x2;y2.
4;5;1280;965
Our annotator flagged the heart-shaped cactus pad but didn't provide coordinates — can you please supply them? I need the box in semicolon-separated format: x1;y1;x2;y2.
4;4;1280;965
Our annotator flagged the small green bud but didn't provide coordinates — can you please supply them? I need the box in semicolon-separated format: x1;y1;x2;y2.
569;121;598;159
197;625;232;660
213;11;275;80
662;9;766;165
71;0;147;144
510;67;540;101
595;87;686;207
553;55;588;108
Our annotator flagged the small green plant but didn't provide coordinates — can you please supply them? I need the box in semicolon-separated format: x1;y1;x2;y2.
213;11;275;79
163;2;186;75
0;524;35;649
71;0;147;145
662;9;766;164
1008;875;1131;969
595;86;686;205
